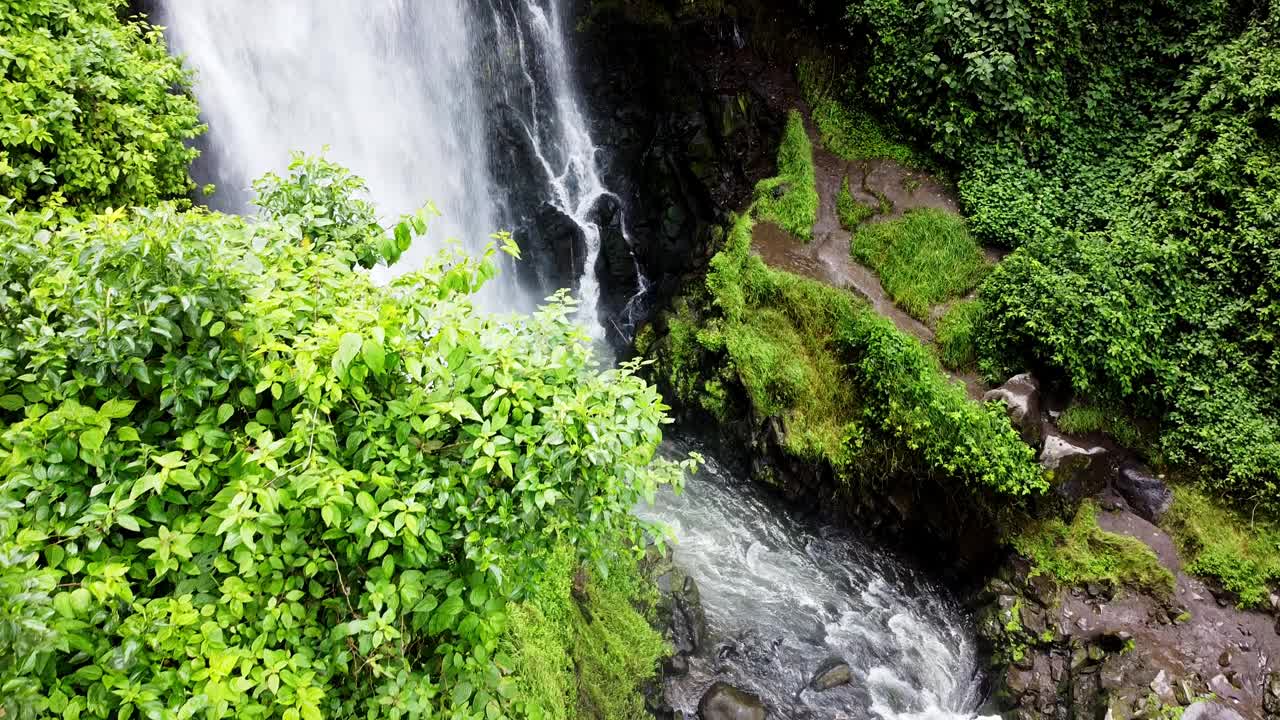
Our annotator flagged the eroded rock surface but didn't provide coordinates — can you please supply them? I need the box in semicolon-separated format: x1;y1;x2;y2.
698;682;767;720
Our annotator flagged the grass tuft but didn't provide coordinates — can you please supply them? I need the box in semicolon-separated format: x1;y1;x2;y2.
1165;487;1280;608
753;110;818;242
837;175;875;229
1057;400;1144;450
798;58;934;170
851;208;989;320
1013;502;1175;597
936;299;982;370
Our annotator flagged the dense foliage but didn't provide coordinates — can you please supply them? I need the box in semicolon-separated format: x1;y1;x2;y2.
0;156;686;720
0;0;203;210
839;0;1280;507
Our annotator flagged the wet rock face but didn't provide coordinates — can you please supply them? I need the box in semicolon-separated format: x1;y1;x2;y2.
698;682;767;720
587;193;640;328
1115;463;1173;523
652;554;708;674
512;202;588;302
809;657;852;691
573;8;785;320
983;373;1043;447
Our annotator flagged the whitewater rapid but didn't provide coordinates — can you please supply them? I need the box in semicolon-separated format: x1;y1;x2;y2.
640;445;995;720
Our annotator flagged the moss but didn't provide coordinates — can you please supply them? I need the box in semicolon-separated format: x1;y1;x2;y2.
1057;400;1144;451
753;110;818;242
686;213;1044;496
704;216;864;462
505;546;667;720
936;299;982;370
851;208;989;321
1012;503;1175;597
798;58;934;171
1165;486;1280;607
836;176;875;229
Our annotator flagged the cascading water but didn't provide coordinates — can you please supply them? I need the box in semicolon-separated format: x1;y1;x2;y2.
156;0;641;333
153;1;500;286
640;446;995;720
157;5;993;717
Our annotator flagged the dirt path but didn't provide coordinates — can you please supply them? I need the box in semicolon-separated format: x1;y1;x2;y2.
1057;505;1280;717
749;113;987;398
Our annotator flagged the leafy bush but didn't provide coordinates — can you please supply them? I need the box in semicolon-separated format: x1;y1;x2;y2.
1165;487;1280;608
1013;503;1175;597
0;156;687;719
0;0;204;210
836;176;874;229
851;209;989;320
753;111;818;242
935;299;981;370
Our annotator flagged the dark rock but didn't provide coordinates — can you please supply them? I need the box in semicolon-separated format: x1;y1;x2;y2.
809;657;852;691
1115;463;1173;523
587;193;641;330
512;202;587;302
1217;648;1232;667
698;682;767;720
1040;427;1112;506
1182;701;1247;720
983;373;1043;447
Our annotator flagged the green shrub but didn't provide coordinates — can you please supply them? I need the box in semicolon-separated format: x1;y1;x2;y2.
936;299;982;370
0;156;689;720
0;0;204;210
1013;503;1175;597
1165;488;1280;608
851;209;989;320
836;176;875;229
753;110;818;241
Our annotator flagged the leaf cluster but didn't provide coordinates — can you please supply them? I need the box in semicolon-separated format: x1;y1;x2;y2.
0;156;686;720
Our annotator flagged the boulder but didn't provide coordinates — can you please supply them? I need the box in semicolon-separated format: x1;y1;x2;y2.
655;564;706;659
1115;464;1173;523
1040;427;1112;504
809;657;852;691
698;682;767;720
983;373;1043;446
1182;701;1247;720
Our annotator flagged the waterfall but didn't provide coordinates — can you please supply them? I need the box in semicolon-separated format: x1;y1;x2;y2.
155;0;642;333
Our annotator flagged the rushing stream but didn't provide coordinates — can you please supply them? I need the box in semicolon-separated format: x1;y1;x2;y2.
641;446;993;720
154;3;991;718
